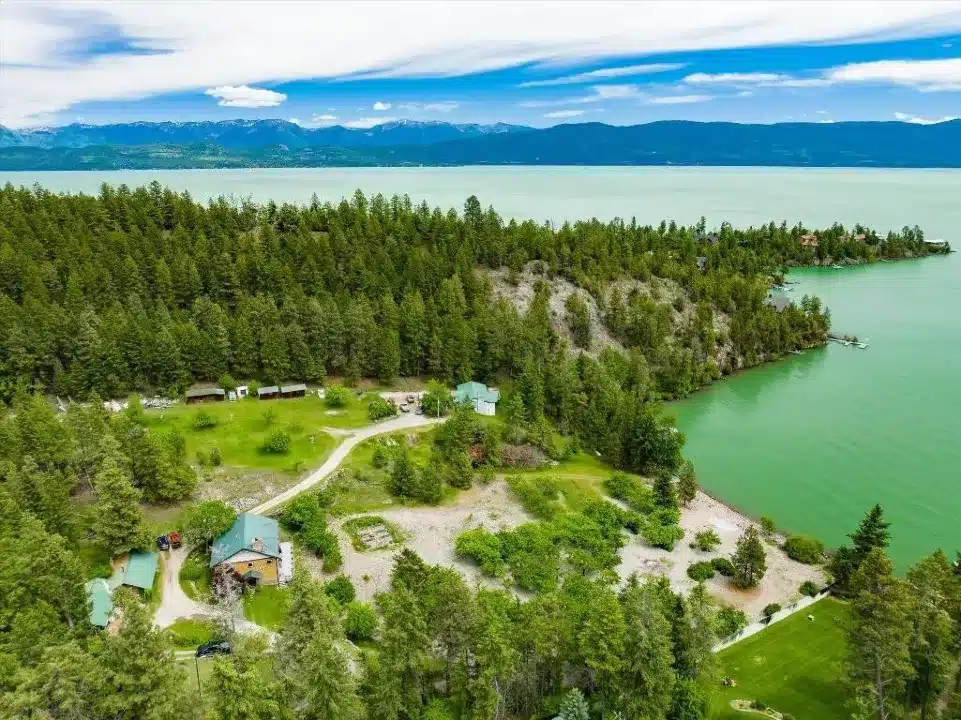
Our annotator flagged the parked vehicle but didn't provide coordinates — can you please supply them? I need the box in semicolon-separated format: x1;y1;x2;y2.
415;406;424;415
406;394;416;403
196;641;231;658
168;531;182;549
156;535;170;551
399;403;410;413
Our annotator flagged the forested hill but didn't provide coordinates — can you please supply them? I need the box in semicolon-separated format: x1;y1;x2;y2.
1;119;961;169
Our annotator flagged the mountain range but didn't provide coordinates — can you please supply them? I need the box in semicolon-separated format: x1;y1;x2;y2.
1;118;960;170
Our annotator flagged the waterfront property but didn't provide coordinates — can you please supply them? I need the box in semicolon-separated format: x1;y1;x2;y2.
453;381;500;416
210;514;282;586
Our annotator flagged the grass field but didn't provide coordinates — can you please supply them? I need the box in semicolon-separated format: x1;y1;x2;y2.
710;597;850;720
141;393;375;473
167;618;216;649
243;585;290;630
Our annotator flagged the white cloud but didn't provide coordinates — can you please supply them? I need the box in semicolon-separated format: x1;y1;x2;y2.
519;62;685;87
736;90;754;97
519;83;643;107
544;109;586;118
647;94;712;104
826;58;961;91
683;72;830;88
288;117;300;124
372;101;392;111
204;85;287;108
893;111;959;124
310;113;339;126
4;1;961;126
816;109;828;114
398;101;460;112
344;116;398;129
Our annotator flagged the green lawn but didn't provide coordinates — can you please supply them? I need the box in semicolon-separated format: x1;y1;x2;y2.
243;585;290;630
141;394;370;473
179;548;213;601
167;618;216;649
710;597;851;720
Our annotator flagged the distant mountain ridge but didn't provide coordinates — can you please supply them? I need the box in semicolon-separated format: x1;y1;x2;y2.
1;119;960;169
0;119;531;150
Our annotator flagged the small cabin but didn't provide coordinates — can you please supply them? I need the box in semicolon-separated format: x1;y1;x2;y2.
280;383;307;399
108;551;159;593
257;385;280;400
453;381;500;416
210;514;283;586
185;388;226;404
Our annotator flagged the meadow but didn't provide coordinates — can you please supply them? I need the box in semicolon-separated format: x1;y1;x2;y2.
711;597;850;719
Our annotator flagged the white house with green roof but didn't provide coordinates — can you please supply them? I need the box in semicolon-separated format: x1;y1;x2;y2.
453;381;500;416
210;513;282;585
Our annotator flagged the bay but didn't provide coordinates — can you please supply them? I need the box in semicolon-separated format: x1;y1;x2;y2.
3;166;959;567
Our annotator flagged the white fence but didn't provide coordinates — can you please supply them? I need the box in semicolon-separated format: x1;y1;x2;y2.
713;589;832;652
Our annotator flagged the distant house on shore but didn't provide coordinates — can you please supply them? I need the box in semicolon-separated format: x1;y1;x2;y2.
85;578;113;628
280;383;307;399
800;234;819;248
185;387;226;404
765;294;793;312
108;550;159;593
210;514;282;586
257;385;280;400
453;381;500;416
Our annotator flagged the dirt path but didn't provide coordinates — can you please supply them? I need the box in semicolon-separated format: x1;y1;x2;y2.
250;413;444;516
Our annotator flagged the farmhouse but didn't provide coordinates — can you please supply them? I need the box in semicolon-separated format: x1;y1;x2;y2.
453;381;500;416
185;387;226;404
108;550;159;592
210;513;282;586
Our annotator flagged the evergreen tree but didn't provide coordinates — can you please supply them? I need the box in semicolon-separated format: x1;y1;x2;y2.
677;459;698;506
93;456;150;555
616;579;676;719
846;548;913;720
557;688;590;720
731;526;766;590
653;470;678;509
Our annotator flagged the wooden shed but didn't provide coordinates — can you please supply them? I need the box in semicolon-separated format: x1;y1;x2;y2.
257;385;280;400
185;388;226;404
280;383;307;399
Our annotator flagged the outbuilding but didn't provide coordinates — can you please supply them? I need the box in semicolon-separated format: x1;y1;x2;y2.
185;388;226;404
280;383;307;399
108;550;159;593
85;578;113;628
257;385;280;400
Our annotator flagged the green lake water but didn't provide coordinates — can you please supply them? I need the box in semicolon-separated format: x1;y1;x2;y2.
3;166;959;567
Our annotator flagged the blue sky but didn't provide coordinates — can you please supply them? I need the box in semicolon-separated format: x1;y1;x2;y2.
2;1;960;129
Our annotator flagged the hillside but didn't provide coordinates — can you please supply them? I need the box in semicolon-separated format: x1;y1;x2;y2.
2;119;960;169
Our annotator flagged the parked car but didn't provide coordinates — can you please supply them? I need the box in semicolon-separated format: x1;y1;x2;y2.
406;394;416;403
168;531;182;549
399;403;410;413
415;406;424;415
196;641;231;658
156;535;170;551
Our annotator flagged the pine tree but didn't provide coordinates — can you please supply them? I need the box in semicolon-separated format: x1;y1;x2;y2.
851;504;891;563
905;551;955;720
93;457;150;555
677;459;698;506
557;688;590;720
846;548;913;720
616;580;676;719
731;526;766;590
501;391;527;445
653;470;678;509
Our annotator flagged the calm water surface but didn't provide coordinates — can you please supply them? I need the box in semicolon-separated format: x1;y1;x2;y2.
3;167;959;567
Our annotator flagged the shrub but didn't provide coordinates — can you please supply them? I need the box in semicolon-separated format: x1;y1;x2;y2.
282;493;323;530
643;516;685;551
783;535;825;565
500;444;545;468
711;557;735;577
454;528;505;576
799;580;820;597
183;500;237;548
506;474;562;520
324;575;356;606
344;601;378;642
367;395;397;421
322;544;343;573
193;411;217;430
716;607;749;637
687;561;716;581
691;528;721;552
751;700;768;711
261;430;292;454
209;447;222;467
324;385;351;408
498;523;559;592
762;603;782;619
603;471;654;513
91;563;113;579
760;516;777;536
168;619;215;649
218;374;237;393
371;445;390;469
261;407;278;427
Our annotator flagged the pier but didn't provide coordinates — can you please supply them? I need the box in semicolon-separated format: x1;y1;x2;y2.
828;333;868;349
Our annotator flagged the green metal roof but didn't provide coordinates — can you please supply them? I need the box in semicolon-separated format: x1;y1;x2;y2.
453;381;500;405
85;578;113;628
108;551;159;591
210;513;280;567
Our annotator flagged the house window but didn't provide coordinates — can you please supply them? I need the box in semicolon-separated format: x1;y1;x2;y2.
266;560;272;564
247;562;253;567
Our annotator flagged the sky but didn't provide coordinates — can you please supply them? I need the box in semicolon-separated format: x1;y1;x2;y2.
1;1;961;129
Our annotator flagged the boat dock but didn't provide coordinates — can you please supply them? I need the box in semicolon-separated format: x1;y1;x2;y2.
828;333;868;349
